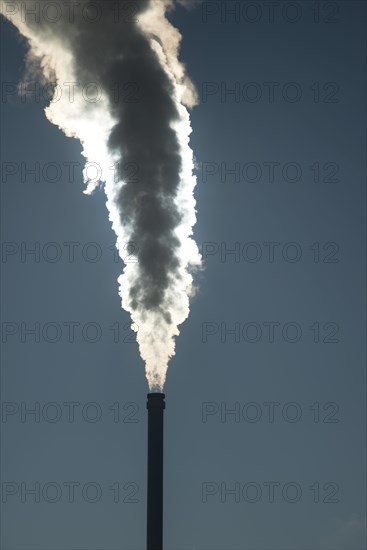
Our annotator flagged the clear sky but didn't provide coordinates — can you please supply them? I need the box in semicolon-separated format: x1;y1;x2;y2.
1;1;366;549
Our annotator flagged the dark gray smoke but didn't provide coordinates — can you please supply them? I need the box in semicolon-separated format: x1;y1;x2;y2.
70;2;184;319
1;0;201;389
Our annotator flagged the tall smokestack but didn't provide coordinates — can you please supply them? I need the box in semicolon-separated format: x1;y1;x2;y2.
146;392;165;550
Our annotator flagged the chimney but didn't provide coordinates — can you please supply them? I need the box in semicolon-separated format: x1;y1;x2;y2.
146;392;165;550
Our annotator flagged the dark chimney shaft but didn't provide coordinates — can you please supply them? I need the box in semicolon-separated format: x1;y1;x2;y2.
146;392;165;550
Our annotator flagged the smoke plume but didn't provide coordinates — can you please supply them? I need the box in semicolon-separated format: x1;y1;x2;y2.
1;0;201;390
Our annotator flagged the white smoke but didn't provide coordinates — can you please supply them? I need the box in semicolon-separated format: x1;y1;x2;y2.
1;0;201;391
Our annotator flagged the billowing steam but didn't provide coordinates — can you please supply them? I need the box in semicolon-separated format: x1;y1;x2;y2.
1;0;201;390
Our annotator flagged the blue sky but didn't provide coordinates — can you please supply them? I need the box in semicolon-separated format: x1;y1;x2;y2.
1;1;366;548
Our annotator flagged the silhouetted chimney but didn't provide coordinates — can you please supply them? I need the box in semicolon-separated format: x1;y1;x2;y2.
146;392;165;550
